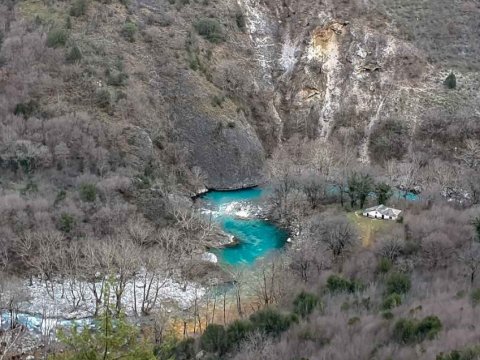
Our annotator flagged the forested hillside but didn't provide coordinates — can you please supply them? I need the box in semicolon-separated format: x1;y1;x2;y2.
1;0;480;359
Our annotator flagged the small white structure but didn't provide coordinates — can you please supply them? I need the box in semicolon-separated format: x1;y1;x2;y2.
201;252;218;263
362;205;401;221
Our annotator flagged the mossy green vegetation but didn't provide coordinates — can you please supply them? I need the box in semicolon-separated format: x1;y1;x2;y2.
326;275;365;294
50;283;156;360
194;18;225;43
79;183;97;202
393;316;442;344
46;28;68;48
385;272;411;296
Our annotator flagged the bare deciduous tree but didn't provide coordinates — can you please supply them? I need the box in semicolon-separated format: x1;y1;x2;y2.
100;236;139;314
0;327;23;360
375;233;405;262
289;237;331;283
298;173;328;209
421;232;454;269
458;242;480;285
310;215;359;261
457;139;480;170
81;239;108;317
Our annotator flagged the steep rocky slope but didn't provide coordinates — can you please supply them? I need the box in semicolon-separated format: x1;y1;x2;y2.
1;0;479;191
235;0;480;162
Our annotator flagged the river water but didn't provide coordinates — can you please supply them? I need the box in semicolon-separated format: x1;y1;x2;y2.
2;186;416;332
200;187;288;265
199;186;418;265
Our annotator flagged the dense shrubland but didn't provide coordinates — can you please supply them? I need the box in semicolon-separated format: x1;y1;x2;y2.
35;135;480;359
241;137;480;360
1;0;480;358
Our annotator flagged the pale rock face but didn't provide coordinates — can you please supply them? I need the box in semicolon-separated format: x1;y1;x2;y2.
307;23;344;138
235;2;429;162
117;126;153;170
201;252;218;264
281;39;298;73
240;0;278;86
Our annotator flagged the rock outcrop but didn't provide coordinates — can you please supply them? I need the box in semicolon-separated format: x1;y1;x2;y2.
117;125;153;171
235;0;430;159
169;74;266;190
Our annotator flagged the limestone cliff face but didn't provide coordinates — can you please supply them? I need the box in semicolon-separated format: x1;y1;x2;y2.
146;0;433;189
232;0;456;163
3;0;477;194
127;0;435;189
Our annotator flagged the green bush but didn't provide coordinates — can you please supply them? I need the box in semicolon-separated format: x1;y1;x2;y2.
249;308;297;336
106;69;128;86
327;275;364;294
70;0;88;17
56;291;156;360
377;257;393;274
437;346;480;360
14;100;39;119
382;293;402;310
327;275;352;293
385;272;411;295
154;340;173;359
188;53;201;71
200;324;228;355
226;320;253;349
211;95;225;107
444;72;457;89
95;88;111;109
18;158;35;174
194;19;225;43
415;316;442;340
59;213;76;233
472;217;480;242
393;318;416;343
375;182;393;205
382;311;394;320
66;44;82;63
347;316;360;326
79;183;97;202
393;316;442;344
471;288;480;306
174;337;196;360
293;291;320;318
121;21;137;42
46;28;68;48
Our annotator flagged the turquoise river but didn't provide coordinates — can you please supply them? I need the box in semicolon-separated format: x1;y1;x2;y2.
200;188;288;266
200;186;418;265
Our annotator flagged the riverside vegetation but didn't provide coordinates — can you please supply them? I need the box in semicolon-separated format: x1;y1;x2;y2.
1;0;480;359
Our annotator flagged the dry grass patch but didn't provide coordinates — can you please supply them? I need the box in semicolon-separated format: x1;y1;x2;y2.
19;0;66;24
347;211;397;247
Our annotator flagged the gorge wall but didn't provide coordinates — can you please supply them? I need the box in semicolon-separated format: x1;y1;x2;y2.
1;0;479;191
